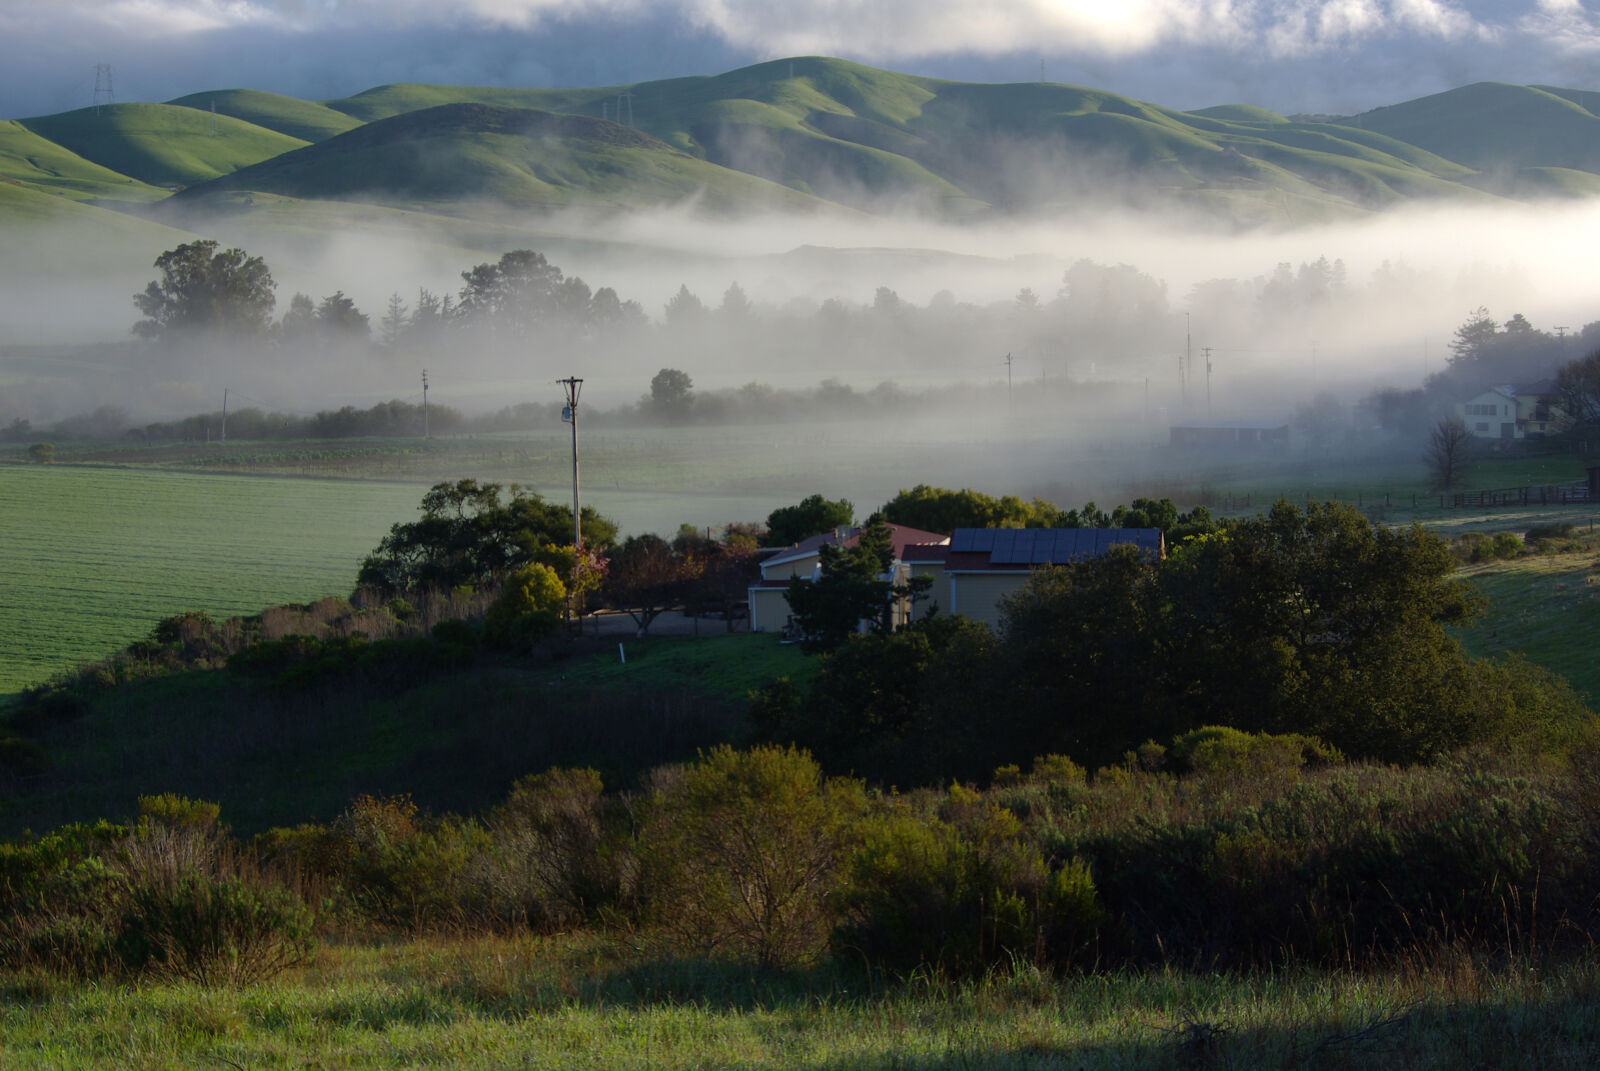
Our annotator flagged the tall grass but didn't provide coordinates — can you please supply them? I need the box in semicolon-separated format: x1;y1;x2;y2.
3;935;1597;1069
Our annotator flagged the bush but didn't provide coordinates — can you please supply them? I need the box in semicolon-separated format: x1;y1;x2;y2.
643;745;865;968
484;563;566;649
1524;522;1577;545
487;768;630;930
115;871;314;986
1166;726;1343;776
835;784;1103;975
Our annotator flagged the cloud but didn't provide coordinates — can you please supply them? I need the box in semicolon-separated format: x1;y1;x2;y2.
2;0;1599;121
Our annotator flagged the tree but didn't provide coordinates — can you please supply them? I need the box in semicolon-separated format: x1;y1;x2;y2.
784;519;929;652
766;494;854;547
1157;501;1485;761
878;484;1036;533
602;534;701;637
1554;348;1600;430
718;281;753;321
456;249;563;337
663;284;708;328
279;293;316;343
484;563;566;648
1424;416;1472;491
133;240;276;340
379;293;409;349
647;368;694;422
316;291;370;339
358;480;617;594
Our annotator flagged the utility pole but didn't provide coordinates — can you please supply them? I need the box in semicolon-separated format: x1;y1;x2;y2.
1183;312;1191;407
221;388;228;442
1202;348;1214;417
560;377;583;551
1004;352;1013;415
421;369;430;438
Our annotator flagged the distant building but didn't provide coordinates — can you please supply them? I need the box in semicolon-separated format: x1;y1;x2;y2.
1169;420;1290;451
1457;380;1562;440
746;523;949;635
940;527;1165;630
750;524;1168;636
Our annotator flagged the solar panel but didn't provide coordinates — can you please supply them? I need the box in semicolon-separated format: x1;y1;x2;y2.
951;528;1162;563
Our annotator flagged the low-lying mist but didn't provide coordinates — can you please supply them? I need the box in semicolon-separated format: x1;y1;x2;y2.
4;193;1597;444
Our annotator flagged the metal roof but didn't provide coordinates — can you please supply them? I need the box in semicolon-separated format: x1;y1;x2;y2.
949;527;1163;564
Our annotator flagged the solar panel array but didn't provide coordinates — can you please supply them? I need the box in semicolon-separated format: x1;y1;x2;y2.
949;528;1162;563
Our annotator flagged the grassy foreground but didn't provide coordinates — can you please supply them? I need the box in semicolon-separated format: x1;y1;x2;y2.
3;936;1597;1070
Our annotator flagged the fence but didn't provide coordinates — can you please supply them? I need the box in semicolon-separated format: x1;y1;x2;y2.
1207;483;1592;513
1450;484;1592;508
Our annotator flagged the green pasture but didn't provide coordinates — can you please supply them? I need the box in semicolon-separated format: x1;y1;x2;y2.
0;466;423;695
1456;542;1600;702
2;935;1597;1070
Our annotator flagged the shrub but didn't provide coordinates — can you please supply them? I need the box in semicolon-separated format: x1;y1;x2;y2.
484;563;566;649
1524;522;1576;545
643;745;865;968
1167;726;1343;776
835;785;1103;975
487;768;630;930
115;871;314;986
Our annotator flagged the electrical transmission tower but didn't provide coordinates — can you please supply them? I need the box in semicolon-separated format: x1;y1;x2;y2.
92;64;114;113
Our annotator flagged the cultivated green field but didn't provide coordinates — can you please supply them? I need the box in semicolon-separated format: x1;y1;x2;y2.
0;466;423;694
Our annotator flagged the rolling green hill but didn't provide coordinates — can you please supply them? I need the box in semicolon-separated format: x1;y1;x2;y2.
19;102;309;188
177;103;836;214
1340;82;1600;176
7;58;1600;228
0;120;168;203
166;89;364;143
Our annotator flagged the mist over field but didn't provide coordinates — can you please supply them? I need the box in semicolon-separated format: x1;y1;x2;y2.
3;191;1596;435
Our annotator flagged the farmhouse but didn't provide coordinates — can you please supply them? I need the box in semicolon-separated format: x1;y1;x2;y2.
937;527;1166;629
749;524;1166;635
1458;380;1562;440
746;523;949;634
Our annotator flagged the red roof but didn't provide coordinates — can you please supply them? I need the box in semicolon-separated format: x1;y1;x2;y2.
764;524;949;569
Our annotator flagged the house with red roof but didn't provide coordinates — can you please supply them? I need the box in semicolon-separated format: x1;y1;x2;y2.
746;523;949;635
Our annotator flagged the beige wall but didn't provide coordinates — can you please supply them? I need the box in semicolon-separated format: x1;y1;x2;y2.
908;562;948;621
749;587;793;633
948;572;1030;630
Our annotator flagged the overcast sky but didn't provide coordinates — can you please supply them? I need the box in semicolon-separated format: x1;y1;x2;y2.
3;0;1599;120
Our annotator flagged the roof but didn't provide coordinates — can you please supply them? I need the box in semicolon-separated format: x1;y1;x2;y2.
763;524;949;570
945;527;1164;571
1513;378;1558;396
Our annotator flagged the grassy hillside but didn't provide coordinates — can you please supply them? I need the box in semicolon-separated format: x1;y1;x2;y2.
19;102;308;188
7;59;1600;235
268;58;1538;215
0;632;813;836
166;89;364;143
178;103;836;215
0;120;168;203
1456;539;1600;702
1341;82;1600;175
